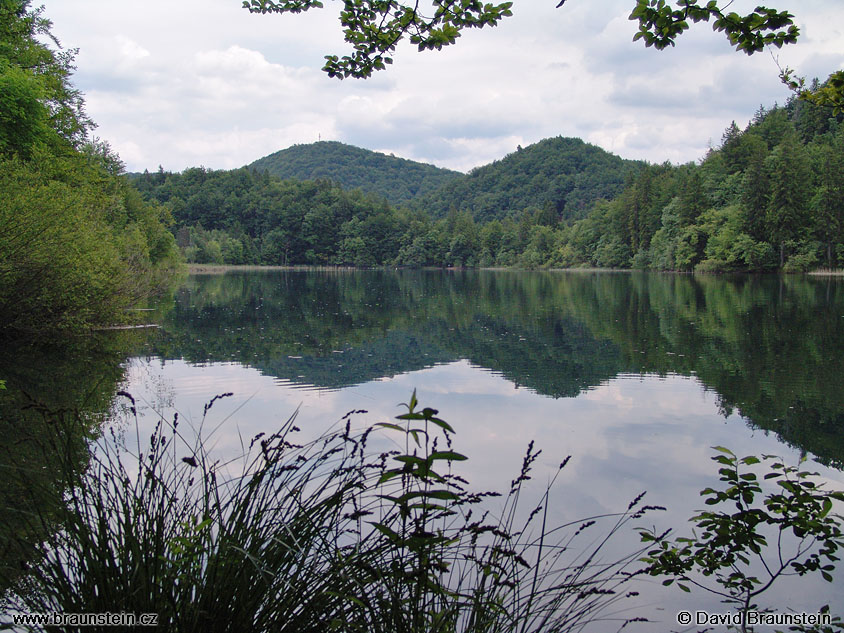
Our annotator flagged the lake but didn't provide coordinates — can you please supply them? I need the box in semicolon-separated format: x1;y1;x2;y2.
3;269;844;628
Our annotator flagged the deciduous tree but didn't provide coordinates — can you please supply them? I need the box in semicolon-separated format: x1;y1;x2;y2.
244;0;800;78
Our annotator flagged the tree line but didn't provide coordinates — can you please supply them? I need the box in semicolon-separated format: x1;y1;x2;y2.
561;91;844;272
134;79;843;272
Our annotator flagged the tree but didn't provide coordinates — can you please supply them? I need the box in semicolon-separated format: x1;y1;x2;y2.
244;0;800;79
781;69;844;115
765;130;811;267
739;134;770;243
812;130;844;267
0;0;90;154
0;0;180;334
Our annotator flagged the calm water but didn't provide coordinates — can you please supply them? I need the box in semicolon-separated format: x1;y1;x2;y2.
4;269;844;627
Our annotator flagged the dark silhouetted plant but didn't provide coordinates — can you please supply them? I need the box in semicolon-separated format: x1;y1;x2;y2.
640;447;844;633
3;391;660;632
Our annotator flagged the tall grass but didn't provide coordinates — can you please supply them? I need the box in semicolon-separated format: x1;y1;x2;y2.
2;391;661;632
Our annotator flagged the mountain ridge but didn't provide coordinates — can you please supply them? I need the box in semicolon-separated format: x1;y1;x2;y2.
246;140;462;206
246;137;644;220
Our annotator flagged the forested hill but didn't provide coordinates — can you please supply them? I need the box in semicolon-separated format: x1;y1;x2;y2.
132;79;844;271
247;141;462;206
413;137;644;222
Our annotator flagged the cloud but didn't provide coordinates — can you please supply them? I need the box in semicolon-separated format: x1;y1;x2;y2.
116;35;150;61
39;0;844;172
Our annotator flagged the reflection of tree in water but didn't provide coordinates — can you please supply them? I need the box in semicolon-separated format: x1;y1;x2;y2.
149;270;844;467
0;332;148;591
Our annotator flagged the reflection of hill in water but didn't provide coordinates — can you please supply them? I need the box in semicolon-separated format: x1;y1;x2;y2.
255;330;453;391
147;270;844;467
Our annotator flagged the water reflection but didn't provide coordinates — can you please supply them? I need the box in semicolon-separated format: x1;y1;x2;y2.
7;270;843;627
0;332;150;591
131;269;844;618
120;357;844;625
147;270;844;466
0;271;844;630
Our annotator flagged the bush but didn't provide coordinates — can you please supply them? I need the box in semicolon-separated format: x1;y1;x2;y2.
0;156;179;334
694;258;730;273
640;447;844;630
784;242;821;273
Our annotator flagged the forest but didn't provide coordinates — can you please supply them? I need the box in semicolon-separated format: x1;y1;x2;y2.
133;82;844;272
248;140;462;206
0;1;180;336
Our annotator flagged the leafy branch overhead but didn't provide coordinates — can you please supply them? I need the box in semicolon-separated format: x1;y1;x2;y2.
782;69;844;115
243;0;799;79
243;0;514;78
630;0;798;54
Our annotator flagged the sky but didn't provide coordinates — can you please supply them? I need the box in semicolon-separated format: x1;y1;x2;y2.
39;0;844;174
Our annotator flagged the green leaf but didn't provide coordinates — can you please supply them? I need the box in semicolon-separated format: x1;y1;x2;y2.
429;450;468;462
377;470;403;485
821;497;833;518
375;422;407;433
428;416;455;433
371;522;401;542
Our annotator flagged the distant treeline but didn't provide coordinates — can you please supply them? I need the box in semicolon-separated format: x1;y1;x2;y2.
567;92;844;272
133;84;844;272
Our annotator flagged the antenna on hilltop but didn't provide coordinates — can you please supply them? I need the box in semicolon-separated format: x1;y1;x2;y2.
318;133;321;142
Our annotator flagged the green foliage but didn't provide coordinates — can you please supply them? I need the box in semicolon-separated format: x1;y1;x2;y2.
0;153;179;334
136;168;403;266
244;0;514;78
640;447;844;626
415;137;643;223
630;1;798;54
550;94;844;272
783;241;821;273
782;69;844;116
136;90;844;273
248;141;462;207
0;64;49;158
243;0;802;79
0;0;90;155
0;1;180;335
810;132;844;268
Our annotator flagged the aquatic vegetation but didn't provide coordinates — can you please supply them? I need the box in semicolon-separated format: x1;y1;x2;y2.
2;392;658;632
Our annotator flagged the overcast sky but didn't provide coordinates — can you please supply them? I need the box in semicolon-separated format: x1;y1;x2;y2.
39;0;844;173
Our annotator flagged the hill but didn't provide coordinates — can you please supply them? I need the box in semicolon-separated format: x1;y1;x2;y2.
247;141;462;206
413;137;644;222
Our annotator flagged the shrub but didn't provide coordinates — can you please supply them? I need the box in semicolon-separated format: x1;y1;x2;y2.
784;242;821;273
640;447;844;630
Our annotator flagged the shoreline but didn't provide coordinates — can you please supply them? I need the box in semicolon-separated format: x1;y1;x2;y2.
186;264;638;275
186;263;844;275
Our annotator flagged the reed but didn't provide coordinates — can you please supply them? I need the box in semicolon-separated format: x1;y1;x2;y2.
2;391;659;632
